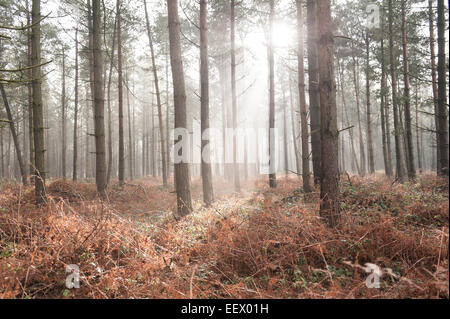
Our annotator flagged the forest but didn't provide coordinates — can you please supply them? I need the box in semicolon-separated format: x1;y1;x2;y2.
0;0;448;300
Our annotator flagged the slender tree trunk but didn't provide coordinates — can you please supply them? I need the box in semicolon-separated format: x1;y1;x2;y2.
282;89;289;178
167;0;193;218
200;0;214;206
306;0;321;184
289;77;301;178
436;0;449;176
151;90;155;176
268;0;276;188
380;10;393;176
296;0;312;191
73;28;79;181
85;84;90;179
317;0;339;227
428;0;440;173
165;49;170;179
126;71;133;181
87;0;95;117
351;42;366;177
220;56;227;178
401;0;416;179
61;47;66;180
388;0;406;182
116;0;125;187
31;0;46;202
0;128;3;178
27;0;34;181
92;0;107;195
144;0;168;186
106;12;117;185
231;0;241;191
365;33;375;174
0;84;27;185
415;85;422;173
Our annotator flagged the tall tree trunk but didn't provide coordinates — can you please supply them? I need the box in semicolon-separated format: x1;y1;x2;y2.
296;0;312;192
365;32;375;174
415;85;422;173
231;0;241;191
428;0;440;173
0;84;28;185
289;76;301;178
85;84;90;179
73;28;79;181
283;89;289;178
306;0;321;184
61;47;66;179
380;9;393;176
92;0;107;195
31;0;46;202
317;0;339;227
351;42;366;177
126;71;133;181
167;0;193;218
200;0;213;206
388;0;406;182
268;0;276;188
27;0;34;181
87;0;95;117
166;49;171;179
151;89;155;177
0;128;3;178
106;11;117;185
144;0;168;186
401;0;416;179
116;0;125;187
436;0;449;176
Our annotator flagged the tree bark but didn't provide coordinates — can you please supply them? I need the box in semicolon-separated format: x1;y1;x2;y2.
31;0;46;202
92;0;107;195
283;89;289;179
231;0;242;191
401;0;416;179
306;0;321;184
200;0;214;206
116;0;125;187
73;28;79;181
289;76;301;179
415;85;422;173
436;0;449;176
126;71;133;181
296;0;312;192
380;8;393;176
428;0;440;173
167;0;193;218
365;32;375;174
106;11;117;185
317;0;339;227
268;0;276;188
61;46;66;179
27;0;34;182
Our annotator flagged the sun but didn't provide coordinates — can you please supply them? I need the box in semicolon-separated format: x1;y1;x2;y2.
271;21;294;48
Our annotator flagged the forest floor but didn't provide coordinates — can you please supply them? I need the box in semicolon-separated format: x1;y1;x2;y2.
0;173;448;299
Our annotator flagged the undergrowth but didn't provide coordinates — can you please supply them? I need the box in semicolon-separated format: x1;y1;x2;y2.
0;174;448;299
